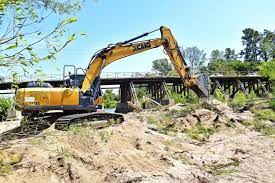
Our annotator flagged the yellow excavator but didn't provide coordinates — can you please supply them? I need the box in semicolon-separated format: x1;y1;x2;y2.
15;26;209;129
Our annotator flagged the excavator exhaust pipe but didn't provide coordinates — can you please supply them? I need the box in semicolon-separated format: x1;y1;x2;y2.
190;74;210;98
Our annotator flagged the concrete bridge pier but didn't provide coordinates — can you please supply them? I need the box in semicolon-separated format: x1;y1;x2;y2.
115;83;133;113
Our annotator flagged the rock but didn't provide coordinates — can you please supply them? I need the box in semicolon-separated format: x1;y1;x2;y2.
234;111;254;122
148;124;159;131
168;104;185;111
174;117;192;130
186;114;200;126
194;109;218;125
202;99;233;114
174;114;199;130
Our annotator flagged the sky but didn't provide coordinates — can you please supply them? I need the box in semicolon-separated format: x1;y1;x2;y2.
38;0;275;75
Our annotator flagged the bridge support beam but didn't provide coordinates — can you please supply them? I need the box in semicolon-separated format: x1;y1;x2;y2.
171;82;189;96
210;78;271;98
147;81;170;105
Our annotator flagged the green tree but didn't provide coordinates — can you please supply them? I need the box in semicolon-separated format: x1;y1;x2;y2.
181;46;206;74
0;97;12;121
258;60;275;80
207;60;259;75
210;49;224;62
224;48;237;61
0;0;83;74
103;89;119;108
240;28;261;62
259;30;275;61
152;58;172;76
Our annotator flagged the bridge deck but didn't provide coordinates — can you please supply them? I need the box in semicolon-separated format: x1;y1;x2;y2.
0;76;269;90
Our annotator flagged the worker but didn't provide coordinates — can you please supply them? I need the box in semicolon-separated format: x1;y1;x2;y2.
65;71;72;87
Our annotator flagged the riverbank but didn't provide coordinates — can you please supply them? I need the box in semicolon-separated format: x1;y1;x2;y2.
0;99;274;182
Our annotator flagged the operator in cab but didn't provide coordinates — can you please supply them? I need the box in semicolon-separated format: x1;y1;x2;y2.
65;71;73;88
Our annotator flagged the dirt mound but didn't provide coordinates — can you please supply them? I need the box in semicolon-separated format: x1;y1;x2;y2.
0;99;274;182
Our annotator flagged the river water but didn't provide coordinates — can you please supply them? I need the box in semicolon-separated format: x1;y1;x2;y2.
104;108;116;113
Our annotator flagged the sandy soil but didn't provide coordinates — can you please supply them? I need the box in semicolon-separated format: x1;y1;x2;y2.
0;102;274;183
0;120;20;134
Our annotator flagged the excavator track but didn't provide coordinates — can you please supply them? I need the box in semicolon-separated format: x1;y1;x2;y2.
54;112;124;130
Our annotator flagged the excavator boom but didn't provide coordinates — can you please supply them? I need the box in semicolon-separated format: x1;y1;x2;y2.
82;26;209;97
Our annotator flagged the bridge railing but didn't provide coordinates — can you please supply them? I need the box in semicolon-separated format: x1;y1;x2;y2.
0;74;63;83
0;72;163;83
100;72;162;78
0;71;260;83
206;71;259;76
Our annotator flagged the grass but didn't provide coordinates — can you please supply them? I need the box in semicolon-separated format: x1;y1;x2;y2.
241;108;275;136
243;119;275;136
254;109;275;121
20;117;30;126
166;103;198;118
68;124;96;137
228;91;259;111
171;153;191;164
213;89;225;102
229;92;247;110
147;115;159;125
163;140;182;150
205;167;239;176
98;130;111;143
147;115;177;135
162;140;192;164
170;91;199;104
28;138;43;146
0;151;23;176
184;123;217;141
269;98;275;110
57;147;72;161
203;158;240;176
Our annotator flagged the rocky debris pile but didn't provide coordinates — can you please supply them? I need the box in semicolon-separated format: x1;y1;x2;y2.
162;99;255;132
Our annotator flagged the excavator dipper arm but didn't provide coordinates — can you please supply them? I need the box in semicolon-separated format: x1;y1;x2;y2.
81;26;209;98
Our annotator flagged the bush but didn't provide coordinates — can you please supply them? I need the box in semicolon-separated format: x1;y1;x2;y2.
255;109;275;121
229;92;247;109
185;123;217;141
185;91;199;104
103;89;119;108
244;119;275;136
0;150;22;175
246;91;257;101
207;60;259;75
269;98;275;110
170;93;185;104
213;89;225;102
258;60;275;80
170;91;199;104
0;97;12;121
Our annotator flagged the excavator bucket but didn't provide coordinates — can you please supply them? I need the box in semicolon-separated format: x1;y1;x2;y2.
190;74;210;98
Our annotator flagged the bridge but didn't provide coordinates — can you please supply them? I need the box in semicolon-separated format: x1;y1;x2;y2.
0;72;271;113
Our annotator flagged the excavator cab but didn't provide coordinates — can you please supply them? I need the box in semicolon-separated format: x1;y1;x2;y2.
63;65;82;88
63;65;103;109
